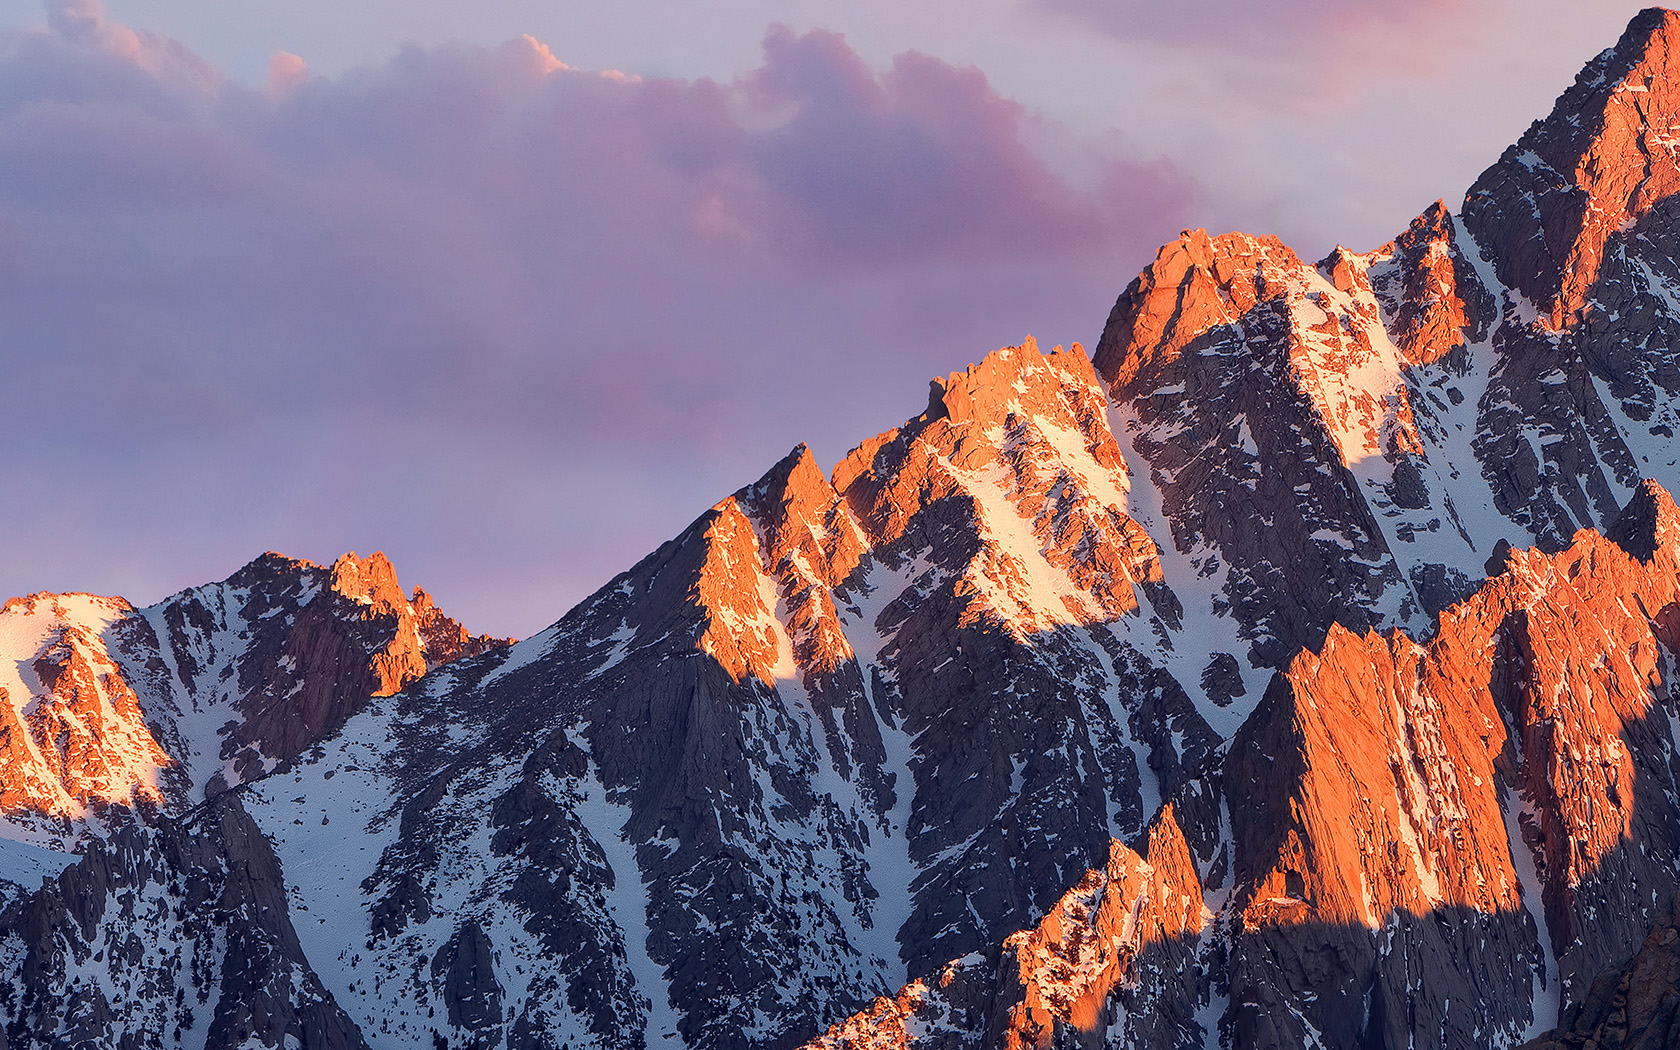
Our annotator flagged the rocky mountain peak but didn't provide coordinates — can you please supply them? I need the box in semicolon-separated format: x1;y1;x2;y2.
736;443;868;678
1093;229;1305;390
0;550;503;831
203;551;506;776
1465;7;1680;327
328;550;408;611
1606;475;1680;559
1364;199;1497;367
835;338;1174;636
740;443;866;591
1517;8;1680;176
920;337;1107;436
0;592;176;821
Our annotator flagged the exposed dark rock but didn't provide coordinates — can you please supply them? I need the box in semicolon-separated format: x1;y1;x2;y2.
0;799;367;1050
1200;652;1246;708
433;922;504;1034
1520;902;1680;1050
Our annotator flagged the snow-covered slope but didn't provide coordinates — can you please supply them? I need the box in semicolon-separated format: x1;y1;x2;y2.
221;339;1223;1050
1093;9;1680;691
0;551;503;1049
15;9;1680;1050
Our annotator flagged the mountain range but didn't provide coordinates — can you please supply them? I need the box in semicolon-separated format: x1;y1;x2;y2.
11;7;1680;1050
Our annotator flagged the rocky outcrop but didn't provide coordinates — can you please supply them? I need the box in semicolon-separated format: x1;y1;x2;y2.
433;921;505;1033
0;594;178;819
321;337;1221;1050
834;341;1178;635
1520;904;1680;1050
20;11;1680;1050
990;805;1210;1050
168;550;507;791
1365;201;1498;369
0;797;366;1050
806;804;1212;1050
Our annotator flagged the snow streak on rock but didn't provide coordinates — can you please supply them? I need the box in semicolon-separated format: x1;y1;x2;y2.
17;10;1680;1050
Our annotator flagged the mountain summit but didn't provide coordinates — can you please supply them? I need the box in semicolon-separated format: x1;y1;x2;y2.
12;9;1680;1050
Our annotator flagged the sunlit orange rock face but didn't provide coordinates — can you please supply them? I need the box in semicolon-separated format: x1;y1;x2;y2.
329;551;501;695
1364;201;1497;369
807;805;1210;1050
993;806;1208;1050
835;339;1174;635
1226;479;1680;1045
0;551;501;821
1467;9;1680;330
1088;217;1487;664
684;338;1184;749
0;594;174;817
694;451;869;688
804;955;991;1050
739;445;869;678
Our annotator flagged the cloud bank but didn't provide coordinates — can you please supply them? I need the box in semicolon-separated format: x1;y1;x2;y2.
0;1;1199;635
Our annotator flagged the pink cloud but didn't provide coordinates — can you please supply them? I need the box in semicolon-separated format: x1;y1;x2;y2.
0;3;1201;635
266;51;308;97
737;26;1172;263
1038;0;1464;50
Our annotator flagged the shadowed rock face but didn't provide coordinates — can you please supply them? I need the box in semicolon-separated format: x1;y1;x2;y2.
812;481;1680;1049
164;550;508;791
0;550;505;835
21;11;1680;1050
1519;903;1680;1050
1091;9;1680;675
0;797;366;1050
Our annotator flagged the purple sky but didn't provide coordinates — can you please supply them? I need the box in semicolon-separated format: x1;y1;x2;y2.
0;0;1654;637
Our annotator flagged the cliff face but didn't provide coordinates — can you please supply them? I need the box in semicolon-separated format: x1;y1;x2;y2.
0;797;369;1050
16;9;1680;1050
1091;10;1680;679
1224;481;1680;1047
0;550;502;833
310;338;1223;1050
808;482;1680;1049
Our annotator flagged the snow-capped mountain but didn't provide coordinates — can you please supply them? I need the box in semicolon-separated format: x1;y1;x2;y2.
12;7;1680;1050
0;552;504;1047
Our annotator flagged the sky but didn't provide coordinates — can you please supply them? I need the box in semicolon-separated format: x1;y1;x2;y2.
0;0;1655;637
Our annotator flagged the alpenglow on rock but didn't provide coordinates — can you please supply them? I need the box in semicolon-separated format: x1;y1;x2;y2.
14;8;1680;1050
